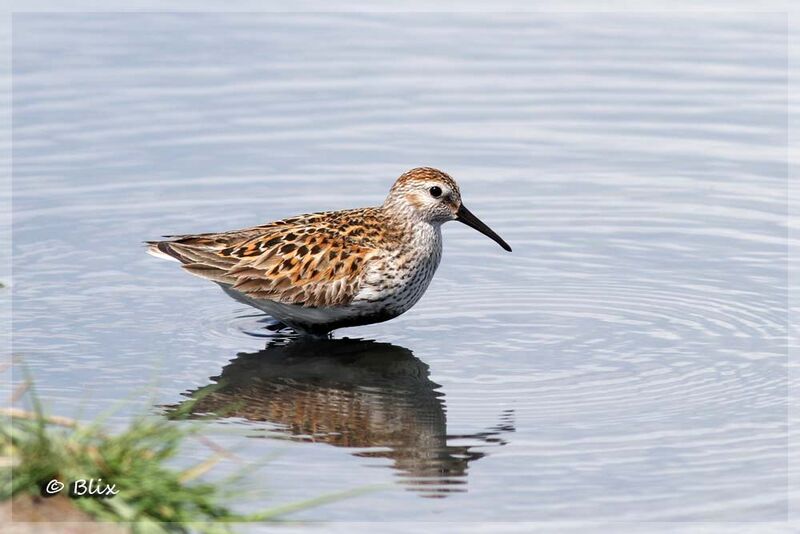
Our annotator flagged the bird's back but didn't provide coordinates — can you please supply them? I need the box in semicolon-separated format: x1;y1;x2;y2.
147;207;394;309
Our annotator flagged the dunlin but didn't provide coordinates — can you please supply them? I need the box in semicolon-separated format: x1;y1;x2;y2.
147;167;511;336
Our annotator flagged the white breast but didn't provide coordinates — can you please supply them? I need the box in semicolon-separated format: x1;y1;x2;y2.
355;222;442;315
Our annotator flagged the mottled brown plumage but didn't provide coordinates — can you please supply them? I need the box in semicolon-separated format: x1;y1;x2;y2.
147;167;511;335
152;208;392;308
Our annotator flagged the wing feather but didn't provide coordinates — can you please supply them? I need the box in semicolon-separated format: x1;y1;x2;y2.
147;209;383;308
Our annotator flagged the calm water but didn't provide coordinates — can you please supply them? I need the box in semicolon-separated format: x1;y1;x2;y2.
11;12;788;524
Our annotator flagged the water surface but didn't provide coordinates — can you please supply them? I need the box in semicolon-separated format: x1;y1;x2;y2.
11;12;788;523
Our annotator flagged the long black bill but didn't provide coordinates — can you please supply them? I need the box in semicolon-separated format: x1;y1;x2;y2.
455;204;512;252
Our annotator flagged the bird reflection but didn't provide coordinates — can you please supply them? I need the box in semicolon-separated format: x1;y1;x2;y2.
170;337;514;497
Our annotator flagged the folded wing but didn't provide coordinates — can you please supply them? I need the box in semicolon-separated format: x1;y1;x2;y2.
147;211;378;308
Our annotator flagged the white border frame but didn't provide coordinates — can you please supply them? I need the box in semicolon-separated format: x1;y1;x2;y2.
2;2;795;532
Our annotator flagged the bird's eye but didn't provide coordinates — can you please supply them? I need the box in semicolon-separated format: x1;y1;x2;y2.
429;186;442;198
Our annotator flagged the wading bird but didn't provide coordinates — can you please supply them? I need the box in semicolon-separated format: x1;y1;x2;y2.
147;167;511;336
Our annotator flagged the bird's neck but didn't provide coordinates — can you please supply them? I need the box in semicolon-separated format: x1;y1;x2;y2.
377;204;440;256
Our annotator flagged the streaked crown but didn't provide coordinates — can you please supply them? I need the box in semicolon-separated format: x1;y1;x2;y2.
384;167;462;224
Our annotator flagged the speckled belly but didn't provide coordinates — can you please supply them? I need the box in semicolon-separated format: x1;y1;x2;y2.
355;249;442;317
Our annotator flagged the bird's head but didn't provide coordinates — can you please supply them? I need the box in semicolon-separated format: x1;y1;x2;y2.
384;167;511;252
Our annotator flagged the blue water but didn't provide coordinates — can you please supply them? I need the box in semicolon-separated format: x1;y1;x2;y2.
10;12;788;524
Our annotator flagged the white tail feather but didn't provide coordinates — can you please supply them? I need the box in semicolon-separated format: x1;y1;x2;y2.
146;244;181;263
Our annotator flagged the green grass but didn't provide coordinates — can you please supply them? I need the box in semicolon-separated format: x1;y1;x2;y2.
2;375;374;532
4;409;237;531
